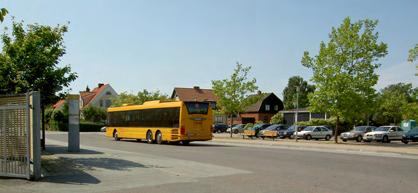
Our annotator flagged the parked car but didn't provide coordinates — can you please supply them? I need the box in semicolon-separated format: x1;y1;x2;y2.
295;126;333;140
363;126;404;143
226;124;245;134
259;124;288;137
247;123;271;137
340;126;376;142
279;125;306;139
213;124;228;133
402;128;418;144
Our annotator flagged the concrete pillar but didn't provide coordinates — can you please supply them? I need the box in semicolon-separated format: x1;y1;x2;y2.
31;91;41;180
67;95;80;152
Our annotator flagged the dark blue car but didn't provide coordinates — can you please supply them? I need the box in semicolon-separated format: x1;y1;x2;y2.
402;128;418;144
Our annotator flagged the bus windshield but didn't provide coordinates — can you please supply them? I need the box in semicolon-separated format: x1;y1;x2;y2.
185;102;209;114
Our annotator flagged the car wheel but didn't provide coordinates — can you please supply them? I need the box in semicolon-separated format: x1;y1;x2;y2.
305;135;312;140
233;129;239;134
325;135;331;141
356;135;362;142
342;139;347;142
146;130;154;144
382;135;389;143
155;131;163;145
113;131;120;141
182;141;190;145
402;140;409;144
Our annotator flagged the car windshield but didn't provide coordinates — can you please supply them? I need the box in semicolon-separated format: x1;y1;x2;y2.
303;126;315;131
353;126;366;132
278;127;287;131
375;127;390;132
264;125;279;130
232;124;244;129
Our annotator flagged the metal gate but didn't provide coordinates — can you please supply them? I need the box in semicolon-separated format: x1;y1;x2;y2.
0;92;41;180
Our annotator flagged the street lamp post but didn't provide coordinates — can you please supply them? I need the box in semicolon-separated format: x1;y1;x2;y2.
295;86;299;142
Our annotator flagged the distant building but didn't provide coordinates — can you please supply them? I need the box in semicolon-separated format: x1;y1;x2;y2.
233;92;284;124
171;86;226;123
53;83;118;110
280;108;327;126
171;86;218;108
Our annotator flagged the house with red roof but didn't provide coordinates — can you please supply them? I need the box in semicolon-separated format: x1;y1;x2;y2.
53;83;118;110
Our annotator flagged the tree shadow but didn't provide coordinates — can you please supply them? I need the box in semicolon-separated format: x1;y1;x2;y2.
45;145;104;155
42;148;147;184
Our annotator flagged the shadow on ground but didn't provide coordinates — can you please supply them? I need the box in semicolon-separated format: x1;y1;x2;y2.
45;145;104;155
42;146;147;185
121;139;234;147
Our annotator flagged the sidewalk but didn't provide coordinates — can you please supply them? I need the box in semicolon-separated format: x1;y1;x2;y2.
0;139;249;193
212;134;418;156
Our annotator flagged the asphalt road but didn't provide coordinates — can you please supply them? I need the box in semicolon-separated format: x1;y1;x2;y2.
34;132;417;193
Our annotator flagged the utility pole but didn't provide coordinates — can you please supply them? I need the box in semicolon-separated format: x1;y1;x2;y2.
295;86;299;142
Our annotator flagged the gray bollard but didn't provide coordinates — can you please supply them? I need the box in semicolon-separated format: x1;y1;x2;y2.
67;95;80;152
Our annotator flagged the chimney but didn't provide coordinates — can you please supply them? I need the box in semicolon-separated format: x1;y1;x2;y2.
85;86;90;92
98;83;104;88
193;86;200;90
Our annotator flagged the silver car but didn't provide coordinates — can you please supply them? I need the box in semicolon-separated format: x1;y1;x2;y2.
340;126;376;142
363;126;404;143
295;126;333;141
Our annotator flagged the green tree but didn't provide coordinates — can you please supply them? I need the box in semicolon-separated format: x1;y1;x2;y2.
0;21;78;148
111;89;169;107
0;8;8;22
282;76;315;110
301;17;388;143
374;83;417;124
212;62;259;137
408;44;418;76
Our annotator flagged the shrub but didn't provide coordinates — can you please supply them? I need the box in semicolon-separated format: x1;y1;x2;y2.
244;123;254;130
270;113;283;124
82;106;107;123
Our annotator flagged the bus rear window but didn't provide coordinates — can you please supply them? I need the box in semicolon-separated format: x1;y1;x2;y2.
185;102;209;114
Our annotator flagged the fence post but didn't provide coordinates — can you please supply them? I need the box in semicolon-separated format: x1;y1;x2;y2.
31;91;41;180
67;95;80;152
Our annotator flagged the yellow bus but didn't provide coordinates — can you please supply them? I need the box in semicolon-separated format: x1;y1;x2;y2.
105;100;213;145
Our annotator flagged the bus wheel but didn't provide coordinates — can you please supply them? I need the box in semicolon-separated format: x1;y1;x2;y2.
146;130;154;144
156;131;163;145
182;141;190;145
113;131;120;141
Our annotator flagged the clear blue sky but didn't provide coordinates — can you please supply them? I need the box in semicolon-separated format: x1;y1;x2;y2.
3;0;418;98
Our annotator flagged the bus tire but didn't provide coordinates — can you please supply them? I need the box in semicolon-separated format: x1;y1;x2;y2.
113;130;120;141
146;130;154;144
155;131;163;145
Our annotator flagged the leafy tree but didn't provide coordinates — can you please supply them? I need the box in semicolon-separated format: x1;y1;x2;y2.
408;44;418;76
270;112;283;124
374;83;417;124
0;8;7;22
282;76;315;110
0;21;78;148
212;62;259;137
82;106;107;123
111;89;169;107
301;17;388;143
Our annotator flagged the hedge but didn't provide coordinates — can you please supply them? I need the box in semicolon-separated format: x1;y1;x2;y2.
47;121;105;132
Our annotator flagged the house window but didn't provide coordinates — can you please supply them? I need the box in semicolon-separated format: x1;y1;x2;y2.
265;105;270;111
274;105;278;111
100;100;103;107
105;100;112;108
106;91;111;95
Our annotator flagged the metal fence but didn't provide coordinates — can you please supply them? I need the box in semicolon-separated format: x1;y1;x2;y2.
0;92;41;180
